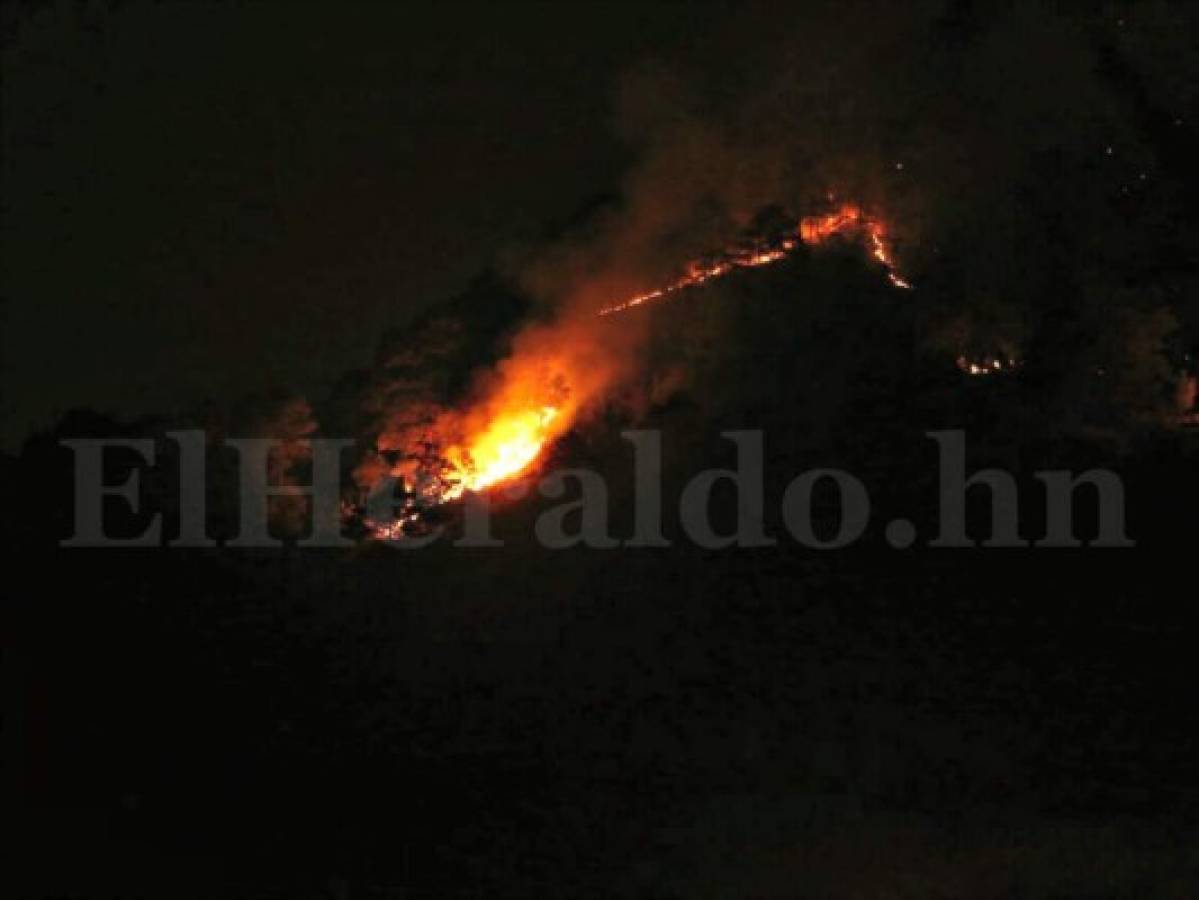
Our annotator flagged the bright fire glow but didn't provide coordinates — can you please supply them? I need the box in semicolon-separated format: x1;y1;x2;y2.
442;405;560;499
802;202;912;290
598;201;911;316
362;200;914;537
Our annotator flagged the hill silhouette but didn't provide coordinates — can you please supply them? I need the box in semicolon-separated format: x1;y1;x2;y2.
8;241;1199;897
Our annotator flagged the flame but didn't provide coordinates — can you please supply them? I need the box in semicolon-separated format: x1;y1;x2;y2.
956;355;1020;376
870;232;912;289
598;201;911;316
802;202;912;289
442;405;560;498
371;329;598;525
364;390;570;536
362;199;913;536
799;203;867;243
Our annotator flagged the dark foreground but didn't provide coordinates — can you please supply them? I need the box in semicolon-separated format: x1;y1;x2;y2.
8;430;1199;897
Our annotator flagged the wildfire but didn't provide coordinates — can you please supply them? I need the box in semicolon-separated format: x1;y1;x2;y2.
869;233;912;289
596;241;800;316
802;202;913;290
956;355;1020;377
598;202;912;316
363;401;565;537
442;405;560;498
362;200;914;537
361;333;588;535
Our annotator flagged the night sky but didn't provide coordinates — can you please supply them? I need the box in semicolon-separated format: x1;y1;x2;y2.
5;3;1196;447
3;2;744;446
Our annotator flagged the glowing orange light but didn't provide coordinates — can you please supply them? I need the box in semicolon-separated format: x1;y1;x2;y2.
599;201;911;316
443;405;559;498
364;198;915;536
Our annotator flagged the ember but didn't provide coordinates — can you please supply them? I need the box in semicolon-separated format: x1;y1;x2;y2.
956;355;1021;377
598;201;912;316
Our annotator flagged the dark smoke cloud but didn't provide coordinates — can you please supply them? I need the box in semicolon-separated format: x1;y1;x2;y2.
501;1;1194;433
346;0;1195;485
519;1;1189;302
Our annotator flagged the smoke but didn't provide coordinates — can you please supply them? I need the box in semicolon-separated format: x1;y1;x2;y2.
351;1;1195;504
521;1;1161;306
530;2;1188;397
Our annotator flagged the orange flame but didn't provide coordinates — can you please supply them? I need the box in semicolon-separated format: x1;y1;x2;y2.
411;325;603;508
365;200;912;535
441;405;560;499
799;203;867;243
802;202;912;289
599;201;910;316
